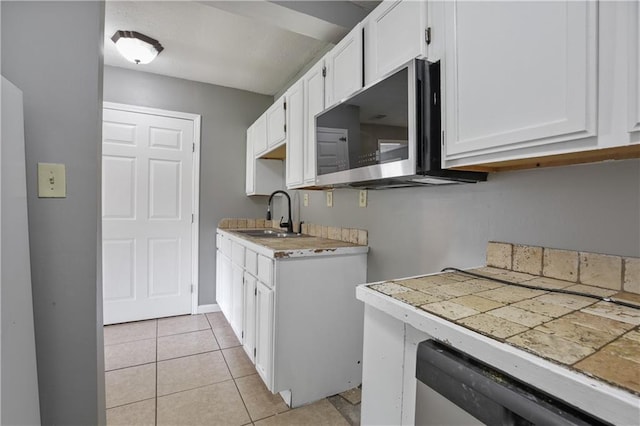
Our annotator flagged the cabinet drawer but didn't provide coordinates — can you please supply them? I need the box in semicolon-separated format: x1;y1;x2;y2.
246;249;258;276
231;241;245;266
257;255;273;287
220;235;232;257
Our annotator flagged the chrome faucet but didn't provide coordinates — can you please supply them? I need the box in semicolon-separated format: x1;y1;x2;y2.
267;190;293;233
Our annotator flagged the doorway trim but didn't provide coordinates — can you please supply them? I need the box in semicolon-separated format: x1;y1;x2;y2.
103;102;201;315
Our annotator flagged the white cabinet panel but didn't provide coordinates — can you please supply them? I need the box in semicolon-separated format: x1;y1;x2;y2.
253;113;268;156
255;280;274;389
267;97;286;149
231;241;245;266
257;254;273;287
286;79;305;188
245;126;255;195
216;250;232;318
443;1;597;162
245;249;257;276
325;23;363;108
364;0;427;85
243;273;257;362
230;263;244;340
304;61;325;185
247;118;285;196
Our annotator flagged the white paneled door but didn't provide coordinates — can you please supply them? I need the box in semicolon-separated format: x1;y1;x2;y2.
102;104;200;325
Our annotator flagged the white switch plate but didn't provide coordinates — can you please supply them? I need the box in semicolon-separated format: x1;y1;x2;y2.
359;190;367;208
38;163;66;198
326;191;333;207
303;193;309;207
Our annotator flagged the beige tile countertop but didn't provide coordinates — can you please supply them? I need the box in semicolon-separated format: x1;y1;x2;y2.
368;266;640;396
228;229;364;250
218;228;369;259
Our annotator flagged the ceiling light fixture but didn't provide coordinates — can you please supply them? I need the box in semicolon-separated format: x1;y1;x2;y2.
111;30;164;65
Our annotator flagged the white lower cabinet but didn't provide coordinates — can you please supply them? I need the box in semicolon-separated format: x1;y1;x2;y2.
255;280;274;388
215;237;232;317
216;229;368;408
230;263;244;340
242;273;257;362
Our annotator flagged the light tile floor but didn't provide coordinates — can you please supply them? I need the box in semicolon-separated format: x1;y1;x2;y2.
104;312;361;425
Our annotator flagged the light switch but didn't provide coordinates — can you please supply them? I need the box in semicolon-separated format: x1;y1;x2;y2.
326;191;333;207
303;193;309;207
38;163;66;198
359;190;367;208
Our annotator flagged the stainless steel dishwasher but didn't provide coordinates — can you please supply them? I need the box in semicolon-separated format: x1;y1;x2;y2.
415;340;611;426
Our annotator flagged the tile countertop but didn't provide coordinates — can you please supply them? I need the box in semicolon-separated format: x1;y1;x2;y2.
357;266;640;424
218;228;369;259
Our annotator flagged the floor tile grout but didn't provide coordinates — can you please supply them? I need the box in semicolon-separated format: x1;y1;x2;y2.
222;348;253;422
156;377;236;399
105;314;361;425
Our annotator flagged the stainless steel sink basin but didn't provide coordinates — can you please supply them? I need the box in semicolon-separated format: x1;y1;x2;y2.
234;229;309;238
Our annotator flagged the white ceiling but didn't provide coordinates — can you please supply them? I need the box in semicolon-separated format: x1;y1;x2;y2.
104;1;380;96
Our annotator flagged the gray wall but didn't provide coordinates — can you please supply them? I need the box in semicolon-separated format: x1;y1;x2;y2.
1;77;41;426
1;1;105;425
103;66;273;304
298;159;640;283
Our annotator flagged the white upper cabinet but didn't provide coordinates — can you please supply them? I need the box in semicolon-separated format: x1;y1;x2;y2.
304;60;325;185
267;96;286;149
246;123;284;196
363;0;428;86
253;112;268;156
285;78;305;188
442;1;598;167
325;23;363;108
245;126;255;195
595;0;640;149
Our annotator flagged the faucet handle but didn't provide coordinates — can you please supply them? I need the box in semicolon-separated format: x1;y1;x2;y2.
279;216;288;229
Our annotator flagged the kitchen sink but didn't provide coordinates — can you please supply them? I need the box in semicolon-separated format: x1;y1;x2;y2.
234;229;310;238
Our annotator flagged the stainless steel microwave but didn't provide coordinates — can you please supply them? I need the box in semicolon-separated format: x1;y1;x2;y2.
315;59;487;188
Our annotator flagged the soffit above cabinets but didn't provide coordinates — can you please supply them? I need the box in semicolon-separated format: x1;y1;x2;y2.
104;1;380;96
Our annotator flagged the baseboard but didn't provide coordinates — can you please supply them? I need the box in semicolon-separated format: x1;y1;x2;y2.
196;304;221;314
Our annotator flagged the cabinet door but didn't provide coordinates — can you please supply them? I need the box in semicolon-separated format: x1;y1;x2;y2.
325;23;363;108
267;97;286;149
286;79;305;188
230;263;244;340
364;0;427;86
243;273;256;362
443;1;597;163
245;126;255;195
255;280;274;390
253;113;268;156
216;250;232;319
304;61;325;185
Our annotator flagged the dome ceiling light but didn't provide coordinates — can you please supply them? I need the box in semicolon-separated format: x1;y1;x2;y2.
111;30;164;65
